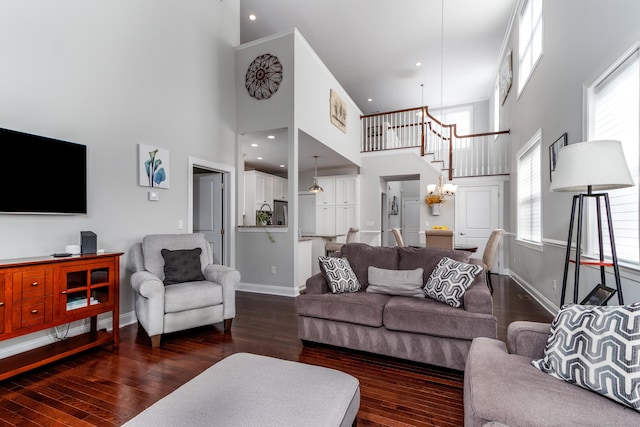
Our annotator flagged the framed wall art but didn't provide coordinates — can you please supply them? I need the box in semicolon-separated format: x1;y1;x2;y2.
499;49;513;105
549;132;568;182
330;89;347;133
138;144;170;188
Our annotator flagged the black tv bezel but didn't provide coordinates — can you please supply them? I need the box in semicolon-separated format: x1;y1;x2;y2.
0;127;87;215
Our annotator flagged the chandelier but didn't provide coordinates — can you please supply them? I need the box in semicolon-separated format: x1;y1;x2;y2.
426;175;456;207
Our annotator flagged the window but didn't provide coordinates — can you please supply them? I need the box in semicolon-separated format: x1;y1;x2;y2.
587;49;640;265
517;130;542;246
518;0;543;94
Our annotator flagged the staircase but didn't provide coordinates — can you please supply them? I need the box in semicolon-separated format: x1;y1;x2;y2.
361;106;510;179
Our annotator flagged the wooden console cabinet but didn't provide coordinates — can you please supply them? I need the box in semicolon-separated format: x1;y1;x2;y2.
0;252;122;381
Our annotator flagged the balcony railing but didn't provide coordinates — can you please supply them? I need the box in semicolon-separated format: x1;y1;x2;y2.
361;106;510;179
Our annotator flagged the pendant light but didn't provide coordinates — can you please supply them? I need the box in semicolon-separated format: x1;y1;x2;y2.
308;155;324;193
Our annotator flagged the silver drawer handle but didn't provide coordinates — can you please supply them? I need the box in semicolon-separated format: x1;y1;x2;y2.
31;281;39;286
31;309;38;314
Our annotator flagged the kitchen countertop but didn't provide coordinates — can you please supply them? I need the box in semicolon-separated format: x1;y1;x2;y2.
301;234;344;239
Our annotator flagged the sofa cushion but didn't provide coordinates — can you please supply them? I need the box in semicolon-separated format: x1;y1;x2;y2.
318;256;361;293
423;257;482;308
164;281;223;313
464;337;640;427
531;302;640;411
398;246;470;283
161;248;206;285
340;243;399;289
296;292;391;327
366;266;424;298
383;296;497;340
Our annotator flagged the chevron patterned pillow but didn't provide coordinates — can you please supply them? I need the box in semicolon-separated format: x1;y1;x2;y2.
532;302;640;411
423;257;482;307
318;256;361;293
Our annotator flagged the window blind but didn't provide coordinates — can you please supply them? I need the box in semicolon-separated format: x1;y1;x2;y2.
518;135;542;243
589;49;640;264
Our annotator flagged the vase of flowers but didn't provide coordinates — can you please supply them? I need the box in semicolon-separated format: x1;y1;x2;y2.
425;194;445;215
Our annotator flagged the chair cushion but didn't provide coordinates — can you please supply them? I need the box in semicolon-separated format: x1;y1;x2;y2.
318;256;361;293
531;302;640;411
296;292;391;327
366;266;424;298
423;257;483;308
161;248;206;285
164;281;223;313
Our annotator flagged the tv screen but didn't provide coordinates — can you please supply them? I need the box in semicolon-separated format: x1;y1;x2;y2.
0;127;87;214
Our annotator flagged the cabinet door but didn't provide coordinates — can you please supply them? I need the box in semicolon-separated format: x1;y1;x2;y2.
59;260;114;319
315;178;335;205
335;205;357;237
0;274;5;334
316;206;336;235
256;174;273;206
273;178;288;201
335;177;358;205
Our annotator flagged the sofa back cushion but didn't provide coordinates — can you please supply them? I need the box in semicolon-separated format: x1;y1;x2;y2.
340;243;399;289
398;246;470;283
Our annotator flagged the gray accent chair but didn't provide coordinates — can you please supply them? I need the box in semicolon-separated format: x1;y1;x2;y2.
130;233;240;347
464;321;640;426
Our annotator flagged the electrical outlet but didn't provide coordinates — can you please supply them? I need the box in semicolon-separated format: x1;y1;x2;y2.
553;279;557;290
271;266;276;275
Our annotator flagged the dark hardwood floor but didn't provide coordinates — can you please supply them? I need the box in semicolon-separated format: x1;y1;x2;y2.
0;275;553;426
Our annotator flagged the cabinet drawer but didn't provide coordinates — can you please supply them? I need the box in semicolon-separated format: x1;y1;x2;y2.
19;270;47;299
14;296;53;329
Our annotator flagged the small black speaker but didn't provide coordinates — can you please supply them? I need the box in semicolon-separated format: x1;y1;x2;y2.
81;231;97;254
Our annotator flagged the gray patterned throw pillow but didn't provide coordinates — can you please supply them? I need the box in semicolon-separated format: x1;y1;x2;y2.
532;302;640;411
318;256;361;293
423;257;482;307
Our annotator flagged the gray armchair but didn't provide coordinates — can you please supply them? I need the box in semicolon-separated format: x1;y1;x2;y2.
130;233;240;347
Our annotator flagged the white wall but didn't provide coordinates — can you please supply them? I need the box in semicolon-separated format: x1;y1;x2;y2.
502;0;640;310
0;0;239;354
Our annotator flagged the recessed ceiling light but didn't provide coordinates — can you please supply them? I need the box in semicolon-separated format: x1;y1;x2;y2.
249;14;256;21
416;62;422;67
368;98;373;102
251;143;258;147
257;156;263;160
279;164;285;168
267;135;275;139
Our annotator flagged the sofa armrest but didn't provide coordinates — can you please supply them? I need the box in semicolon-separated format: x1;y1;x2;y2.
305;272;331;294
507;321;551;359
463;264;493;315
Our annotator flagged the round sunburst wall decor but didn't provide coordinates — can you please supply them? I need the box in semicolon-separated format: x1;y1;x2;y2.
245;53;283;100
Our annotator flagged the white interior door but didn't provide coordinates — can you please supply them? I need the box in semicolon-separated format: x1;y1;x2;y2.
402;198;421;246
455;184;502;271
194;173;223;264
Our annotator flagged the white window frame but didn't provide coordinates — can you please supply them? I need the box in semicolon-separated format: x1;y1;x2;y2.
584;47;640;269
516;129;543;251
518;0;544;96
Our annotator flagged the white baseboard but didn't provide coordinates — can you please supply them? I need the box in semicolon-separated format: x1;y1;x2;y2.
236;282;298;297
509;270;559;316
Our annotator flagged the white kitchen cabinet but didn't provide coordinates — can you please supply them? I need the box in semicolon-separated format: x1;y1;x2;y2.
273;177;288;201
315;178;335;205
316;205;336;235
335;205;357;240
335;176;358;205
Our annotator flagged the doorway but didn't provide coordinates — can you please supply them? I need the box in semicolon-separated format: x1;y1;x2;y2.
188;157;236;268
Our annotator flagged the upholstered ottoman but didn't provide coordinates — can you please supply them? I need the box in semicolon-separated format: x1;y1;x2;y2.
124;352;360;426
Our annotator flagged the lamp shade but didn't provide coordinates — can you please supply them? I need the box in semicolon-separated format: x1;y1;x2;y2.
550;140;634;192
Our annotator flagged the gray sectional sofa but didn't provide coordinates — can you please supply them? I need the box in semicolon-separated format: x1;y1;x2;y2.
296;243;498;371
464;321;640;426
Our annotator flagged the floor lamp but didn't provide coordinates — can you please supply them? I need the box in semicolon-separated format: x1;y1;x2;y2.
550;140;634;306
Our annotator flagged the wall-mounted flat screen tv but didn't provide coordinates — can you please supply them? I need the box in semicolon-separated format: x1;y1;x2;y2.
0;127;87;214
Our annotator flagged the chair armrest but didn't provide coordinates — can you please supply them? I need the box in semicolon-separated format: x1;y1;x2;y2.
130;270;165;298
305;272;331;294
463;265;493;315
204;264;240;320
507;321;551;359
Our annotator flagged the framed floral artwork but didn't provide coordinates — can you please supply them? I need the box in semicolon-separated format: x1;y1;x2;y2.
138;144;170;188
499;49;513;106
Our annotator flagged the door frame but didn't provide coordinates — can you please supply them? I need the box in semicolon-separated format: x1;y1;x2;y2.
188;157;236;268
